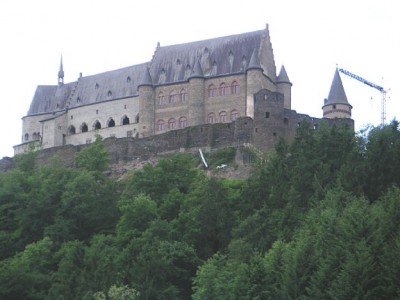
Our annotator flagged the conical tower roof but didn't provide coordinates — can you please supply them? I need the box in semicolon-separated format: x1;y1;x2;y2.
138;66;153;87
324;68;351;107
247;48;263;71
189;59;204;79
277;65;291;84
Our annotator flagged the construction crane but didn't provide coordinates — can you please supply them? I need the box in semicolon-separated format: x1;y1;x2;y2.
338;68;388;127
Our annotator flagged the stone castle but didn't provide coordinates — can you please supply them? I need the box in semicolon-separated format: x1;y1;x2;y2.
14;24;353;156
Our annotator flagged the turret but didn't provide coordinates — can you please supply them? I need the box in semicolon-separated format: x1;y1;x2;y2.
246;48;264;118
188;59;205;126
138;67;155;137
276;65;292;109
322;68;352;119
58;56;64;86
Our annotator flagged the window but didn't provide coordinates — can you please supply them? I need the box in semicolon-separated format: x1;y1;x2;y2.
333;104;336;109
220;83;228;96
157;120;165;131
135;113;139;123
179;88;187;102
169;91;177;104
95;83;99;89
32;132;37;140
208;84;217;97
127;130;133;137
208;113;215;124
81;123;88;132
127;76;131;83
231;110;239;121
219;111;227;122
284;117;289;125
108;90;112;97
168;118;176;129
68;125;76;135
159;93;165;105
96;109;99;114
265;112;270;118
231;81;239;94
24;133;29;141
107;118;115;127
179;117;188;128
122;115;130;125
93;120;101;130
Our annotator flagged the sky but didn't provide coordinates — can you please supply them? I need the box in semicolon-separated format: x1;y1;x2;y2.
0;0;398;158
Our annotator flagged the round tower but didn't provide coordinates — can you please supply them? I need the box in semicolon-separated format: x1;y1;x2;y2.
276;65;292;109
138;67;155;137
188;59;205;126
322;69;352;118
246;48;265;118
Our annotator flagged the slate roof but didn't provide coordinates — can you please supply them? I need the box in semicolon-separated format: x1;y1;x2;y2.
324;68;351;107
27;28;274;116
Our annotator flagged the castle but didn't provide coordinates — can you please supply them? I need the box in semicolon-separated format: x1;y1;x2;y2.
14;24;353;155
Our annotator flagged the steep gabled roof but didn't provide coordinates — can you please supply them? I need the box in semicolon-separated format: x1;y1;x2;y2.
27;26;277;116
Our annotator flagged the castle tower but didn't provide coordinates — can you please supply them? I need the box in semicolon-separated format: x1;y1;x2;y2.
246;48;264;118
322;68;352;119
276;65;292;109
58;56;64;86
188;59;205;126
138;67;155;137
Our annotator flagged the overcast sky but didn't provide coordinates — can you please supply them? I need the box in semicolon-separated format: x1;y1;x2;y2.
0;0;398;158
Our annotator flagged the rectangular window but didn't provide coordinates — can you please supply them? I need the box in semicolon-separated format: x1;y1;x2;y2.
265;112;270;118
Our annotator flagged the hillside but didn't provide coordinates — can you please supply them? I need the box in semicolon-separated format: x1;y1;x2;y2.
0;120;399;299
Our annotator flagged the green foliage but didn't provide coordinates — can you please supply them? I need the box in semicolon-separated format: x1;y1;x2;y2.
0;121;400;299
204;146;237;169
75;135;110;173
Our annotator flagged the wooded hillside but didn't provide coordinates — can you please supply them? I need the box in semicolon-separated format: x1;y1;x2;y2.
1;120;399;299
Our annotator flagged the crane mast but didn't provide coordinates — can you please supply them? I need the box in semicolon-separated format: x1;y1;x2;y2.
338;68;387;126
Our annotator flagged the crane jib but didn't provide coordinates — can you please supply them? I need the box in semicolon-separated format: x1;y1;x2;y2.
338;68;384;92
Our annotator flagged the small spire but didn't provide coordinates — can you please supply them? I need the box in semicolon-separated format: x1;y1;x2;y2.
247;48;263;71
138;66;153;87
189;59;204;79
277;65;291;84
58;55;64;86
325;68;350;106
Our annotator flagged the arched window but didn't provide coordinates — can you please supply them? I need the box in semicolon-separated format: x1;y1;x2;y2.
219;111;227;122
231;81;240;94
24;133;29;141
93;120;101;130
157;119;165;131
32;132;37;140
179;88;187;102
122;115;130;125
208;84;217;97
81;123;88;133
169;91;177;104
220;83;228;96
179;117;188;128
208;113;215;124
107;118;115;127
168;118;176;129
68;125;76;135
159;92;165;105
231;110;239;121
107;90;112;97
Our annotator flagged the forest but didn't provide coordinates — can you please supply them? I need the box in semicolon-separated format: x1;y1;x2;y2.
0;120;399;299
